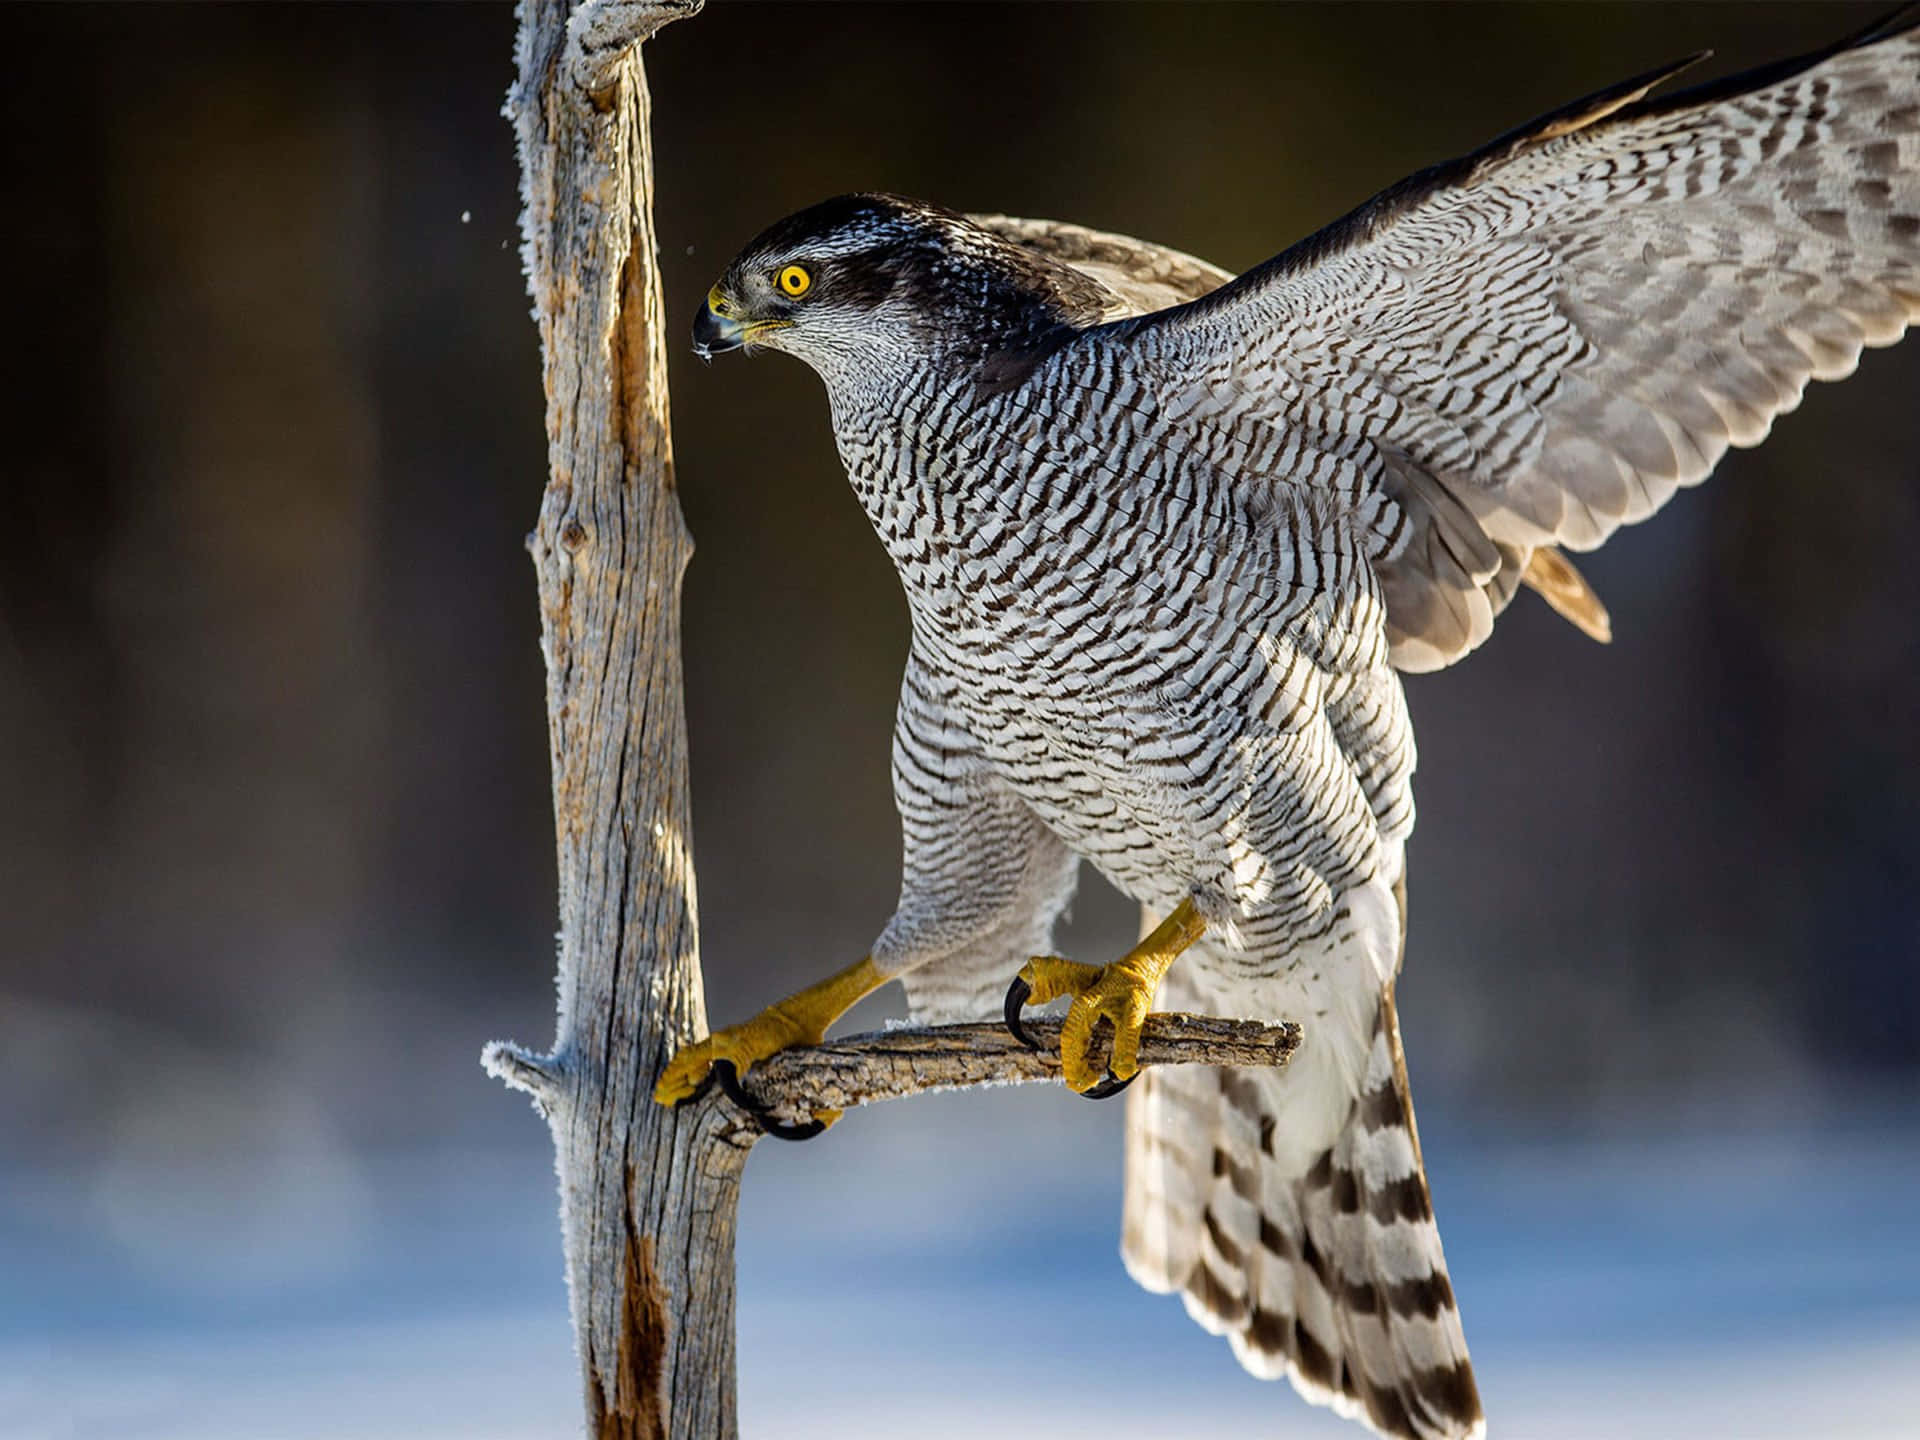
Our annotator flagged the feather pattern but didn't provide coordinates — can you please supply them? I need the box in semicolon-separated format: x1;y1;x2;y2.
1123;893;1480;1440
1104;11;1920;668
697;15;1920;1440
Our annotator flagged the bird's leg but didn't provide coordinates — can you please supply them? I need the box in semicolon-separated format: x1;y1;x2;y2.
653;956;887;1135
1005;898;1208;1095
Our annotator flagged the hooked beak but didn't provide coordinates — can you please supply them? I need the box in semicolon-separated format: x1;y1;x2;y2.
693;287;747;360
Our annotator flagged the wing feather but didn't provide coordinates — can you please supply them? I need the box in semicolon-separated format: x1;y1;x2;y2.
964;213;1233;317
970;214;1618;656
1095;11;1920;669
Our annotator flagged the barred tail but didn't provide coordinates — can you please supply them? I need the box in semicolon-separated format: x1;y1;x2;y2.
1122;986;1482;1440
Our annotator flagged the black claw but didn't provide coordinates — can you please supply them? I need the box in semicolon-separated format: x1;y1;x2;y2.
1003;975;1040;1050
756;1113;830;1142
712;1060;830;1142
1080;1070;1137;1101
711;1058;757;1112
1006;973;1131;1097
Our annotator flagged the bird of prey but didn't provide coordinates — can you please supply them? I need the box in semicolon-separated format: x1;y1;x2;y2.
656;12;1920;1438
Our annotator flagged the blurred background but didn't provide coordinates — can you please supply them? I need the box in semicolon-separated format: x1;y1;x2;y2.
3;3;1917;1437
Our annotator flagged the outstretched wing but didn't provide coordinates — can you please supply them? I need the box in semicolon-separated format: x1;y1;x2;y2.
968;218;1616;646
1100;10;1920;671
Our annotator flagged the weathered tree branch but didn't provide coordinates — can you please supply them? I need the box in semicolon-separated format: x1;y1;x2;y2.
490;2;724;1436
491;1011;1299;1127
486;2;1295;1435
727;1014;1299;1122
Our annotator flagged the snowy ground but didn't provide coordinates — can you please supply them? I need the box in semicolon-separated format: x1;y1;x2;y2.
6;1089;1919;1439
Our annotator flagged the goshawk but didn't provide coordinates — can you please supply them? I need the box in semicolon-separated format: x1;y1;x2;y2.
657;13;1920;1438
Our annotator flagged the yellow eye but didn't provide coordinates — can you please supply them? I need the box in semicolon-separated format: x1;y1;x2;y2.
778;264;812;298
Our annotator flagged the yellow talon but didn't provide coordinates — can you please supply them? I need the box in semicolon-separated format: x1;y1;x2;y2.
1014;899;1209;1094
1055;964;1156;1091
653;956;887;1124
652;1009;811;1106
1014;955;1104;1008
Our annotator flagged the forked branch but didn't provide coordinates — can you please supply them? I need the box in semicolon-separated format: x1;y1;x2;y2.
486;1012;1298;1129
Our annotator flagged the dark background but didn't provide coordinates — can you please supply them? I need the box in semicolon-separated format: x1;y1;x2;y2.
3;4;1917;1433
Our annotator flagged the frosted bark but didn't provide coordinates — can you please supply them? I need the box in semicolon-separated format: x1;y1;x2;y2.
483;2;728;1435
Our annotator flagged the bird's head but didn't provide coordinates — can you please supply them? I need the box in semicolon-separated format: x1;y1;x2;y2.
694;192;1107;386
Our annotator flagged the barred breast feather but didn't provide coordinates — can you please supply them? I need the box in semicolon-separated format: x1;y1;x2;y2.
926;221;1481;1439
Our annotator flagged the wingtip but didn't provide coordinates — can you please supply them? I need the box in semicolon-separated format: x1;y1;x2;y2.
1850;2;1920;48
1507;48;1714;147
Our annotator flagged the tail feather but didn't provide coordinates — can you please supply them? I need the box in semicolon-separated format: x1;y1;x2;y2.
1123;981;1482;1440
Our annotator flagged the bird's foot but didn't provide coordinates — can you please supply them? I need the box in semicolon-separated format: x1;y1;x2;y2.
1003;955;1151;1098
1006;956;1106;1021
653;956;885;1139
653;1003;838;1134
1004;899;1209;1098
712;1059;840;1142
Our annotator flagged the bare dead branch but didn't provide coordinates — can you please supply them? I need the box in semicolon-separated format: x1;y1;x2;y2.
737;1014;1300;1123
